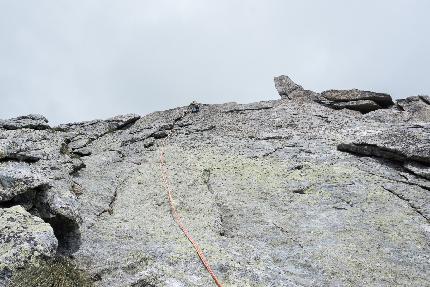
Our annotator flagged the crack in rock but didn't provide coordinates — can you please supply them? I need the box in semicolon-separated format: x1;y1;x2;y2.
203;168;227;237
382;185;429;223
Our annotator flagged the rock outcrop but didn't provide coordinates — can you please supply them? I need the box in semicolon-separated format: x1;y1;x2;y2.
0;206;57;281
0;115;50;130
320;89;394;112
1;76;429;286
274;75;395;113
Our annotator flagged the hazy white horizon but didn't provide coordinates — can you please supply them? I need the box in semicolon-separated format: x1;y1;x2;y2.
1;0;429;124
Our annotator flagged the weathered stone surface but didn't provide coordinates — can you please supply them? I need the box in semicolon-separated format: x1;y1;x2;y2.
0;206;57;281
274;75;304;98
396;95;430;122
338;124;430;165
404;161;430;180
0;115;50;130
8;257;94;287
321;89;394;107
319;89;394;113
1;76;429;286
274;76;395;113
0;122;83;267
329;99;382;113
274;75;322;103
0;162;49;202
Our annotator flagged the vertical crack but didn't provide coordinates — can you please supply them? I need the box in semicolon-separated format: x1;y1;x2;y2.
96;177;128;216
203;168;226;237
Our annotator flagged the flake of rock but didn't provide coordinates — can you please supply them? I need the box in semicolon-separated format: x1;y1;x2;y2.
420;95;430;105
223;101;276;113
329;99;382;113
404;161;430;180
0;206;57;280
0;162;49;202
322;89;394;107
105;114;141;130
0;115;50;130
338;125;430;164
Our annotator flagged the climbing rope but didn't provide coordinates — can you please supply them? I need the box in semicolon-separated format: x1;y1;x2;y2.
158;140;223;287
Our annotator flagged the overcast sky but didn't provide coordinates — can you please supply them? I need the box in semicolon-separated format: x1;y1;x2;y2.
1;0;429;124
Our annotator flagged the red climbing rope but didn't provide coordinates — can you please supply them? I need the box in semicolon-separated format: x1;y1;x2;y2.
158;141;223;287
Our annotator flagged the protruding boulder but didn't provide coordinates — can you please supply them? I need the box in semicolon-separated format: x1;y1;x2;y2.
274;76;394;113
0;206;58;279
322;89;394;107
0;162;49;202
274;75;320;102
328;99;382;113
274;75;304;98
0;115;50;130
320;89;394;113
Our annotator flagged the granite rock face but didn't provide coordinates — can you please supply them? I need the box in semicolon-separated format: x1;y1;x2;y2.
1;76;429;286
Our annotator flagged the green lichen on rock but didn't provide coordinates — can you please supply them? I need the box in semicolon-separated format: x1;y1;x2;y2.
9;257;94;287
0;206;57;275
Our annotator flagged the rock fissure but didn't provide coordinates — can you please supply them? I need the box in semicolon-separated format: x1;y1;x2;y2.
419;95;430;105
338;143;430;166
0;154;40;163
272;222;303;248
258;147;284;158
203;168;227;237
382;185;429;223
224;106;273;113
96;177;129;217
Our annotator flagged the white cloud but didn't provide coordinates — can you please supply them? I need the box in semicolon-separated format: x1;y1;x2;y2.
0;0;429;124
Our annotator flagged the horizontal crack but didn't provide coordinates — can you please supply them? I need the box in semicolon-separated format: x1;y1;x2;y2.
224;106;273;113
338;142;430;166
0;154;40;163
354;157;430;192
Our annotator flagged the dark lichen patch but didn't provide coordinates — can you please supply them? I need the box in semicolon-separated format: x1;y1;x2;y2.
130;277;160;287
9;257;94;287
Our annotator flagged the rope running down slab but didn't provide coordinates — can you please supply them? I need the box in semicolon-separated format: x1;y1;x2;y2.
158;140;223;287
